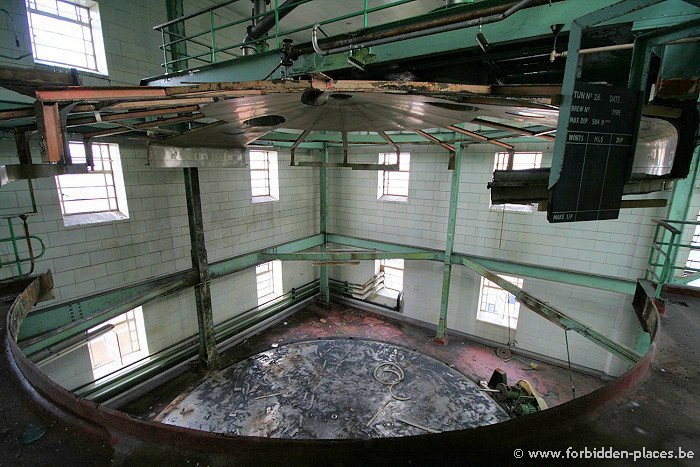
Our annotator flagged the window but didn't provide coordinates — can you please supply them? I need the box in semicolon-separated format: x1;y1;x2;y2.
376;259;404;292
25;0;108;75
684;211;700;287
249;149;279;203
378;152;410;202
55;142;128;226
87;307;148;380
256;260;283;305
491;151;542;212
476;275;523;329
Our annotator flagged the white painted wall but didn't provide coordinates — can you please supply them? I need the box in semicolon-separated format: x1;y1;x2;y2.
328;142;665;376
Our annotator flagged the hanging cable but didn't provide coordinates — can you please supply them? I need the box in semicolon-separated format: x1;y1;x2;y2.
564;328;576;399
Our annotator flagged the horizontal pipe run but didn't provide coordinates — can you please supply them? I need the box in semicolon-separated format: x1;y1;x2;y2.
311;0;535;55
74;281;319;401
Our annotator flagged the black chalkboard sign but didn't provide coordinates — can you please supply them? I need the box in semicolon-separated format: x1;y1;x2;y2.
548;82;639;223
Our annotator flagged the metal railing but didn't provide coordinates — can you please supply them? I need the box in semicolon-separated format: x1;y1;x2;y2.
0;216;45;277
153;0;420;74
645;218;700;298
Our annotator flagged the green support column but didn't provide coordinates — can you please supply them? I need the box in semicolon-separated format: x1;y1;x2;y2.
165;0;188;72
184;167;219;371
436;142;463;345
319;145;330;306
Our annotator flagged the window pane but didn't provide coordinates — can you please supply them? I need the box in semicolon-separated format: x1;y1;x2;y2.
55;142;122;217
379;152;410;198
476;275;523;329
26;0;100;72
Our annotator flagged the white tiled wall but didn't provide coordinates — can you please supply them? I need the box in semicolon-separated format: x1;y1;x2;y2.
328;142;665;376
0;141;320;387
329;142;668;280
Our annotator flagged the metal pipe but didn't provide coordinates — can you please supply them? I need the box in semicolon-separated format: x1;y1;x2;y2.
311;0;535;56
551;43;634;61
243;0;306;55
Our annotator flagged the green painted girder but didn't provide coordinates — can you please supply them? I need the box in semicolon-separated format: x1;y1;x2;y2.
142;0;699;85
459;256;642;363
438;142;463;339
20;270;198;354
260;251;442;261
326;233;636;294
326;233;445;258
208;233;325;278
20;234;325;354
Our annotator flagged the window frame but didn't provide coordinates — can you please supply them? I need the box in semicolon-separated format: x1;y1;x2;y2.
490;151;543;213
376;258;405;292
87;306;149;380
249;149;279;203
476;275;523;329
255;260;283;306
377;152;410;202
25;0;109;75
54;141;129;227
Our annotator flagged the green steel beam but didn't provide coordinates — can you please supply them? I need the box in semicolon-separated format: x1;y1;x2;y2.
451;252;636;294
143;0;699;85
437;142;463;342
209;233;325;278
320;145;330;305
327;233;636;294
326;234;442;256
459;257;641;363
260;251;442;261
19;270;197;355
20;234;324;355
184;167;219;370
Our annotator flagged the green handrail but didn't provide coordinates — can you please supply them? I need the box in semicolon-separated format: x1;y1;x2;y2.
0;216;45;277
645;218;700;298
154;0;422;73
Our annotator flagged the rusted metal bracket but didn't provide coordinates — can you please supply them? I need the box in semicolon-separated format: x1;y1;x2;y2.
34;101;65;164
472;118;556;142
290;130;311;166
415;129;456;169
445;124;515;151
